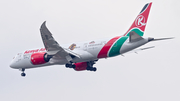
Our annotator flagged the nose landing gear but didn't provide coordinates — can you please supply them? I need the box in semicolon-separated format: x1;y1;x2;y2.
21;73;26;77
19;68;26;77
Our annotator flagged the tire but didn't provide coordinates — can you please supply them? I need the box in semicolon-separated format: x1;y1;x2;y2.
65;64;70;67
72;65;76;68
21;73;26;77
86;67;91;71
93;68;97;71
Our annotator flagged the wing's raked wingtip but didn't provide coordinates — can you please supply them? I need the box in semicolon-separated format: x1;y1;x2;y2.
149;2;152;4
43;21;46;25
40;21;47;29
147;2;152;5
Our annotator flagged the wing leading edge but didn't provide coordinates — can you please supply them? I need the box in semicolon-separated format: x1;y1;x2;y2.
40;21;80;62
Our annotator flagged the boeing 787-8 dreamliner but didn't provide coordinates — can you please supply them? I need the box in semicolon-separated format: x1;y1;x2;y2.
10;2;173;77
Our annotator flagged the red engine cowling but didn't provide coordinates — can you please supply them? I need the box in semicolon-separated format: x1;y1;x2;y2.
74;62;88;71
31;52;51;65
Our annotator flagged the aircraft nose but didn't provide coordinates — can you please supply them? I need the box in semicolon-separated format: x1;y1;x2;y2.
10;60;16;68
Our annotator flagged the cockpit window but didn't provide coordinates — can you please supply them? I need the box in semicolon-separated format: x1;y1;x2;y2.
13;53;21;59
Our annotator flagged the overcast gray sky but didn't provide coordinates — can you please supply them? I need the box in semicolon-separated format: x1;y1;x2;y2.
0;0;180;101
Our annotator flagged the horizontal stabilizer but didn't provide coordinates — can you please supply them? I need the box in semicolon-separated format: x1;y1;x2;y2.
129;31;143;42
138;46;155;50
125;46;155;54
152;37;174;41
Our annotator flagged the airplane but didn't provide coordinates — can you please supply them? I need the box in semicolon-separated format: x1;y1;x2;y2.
9;2;173;77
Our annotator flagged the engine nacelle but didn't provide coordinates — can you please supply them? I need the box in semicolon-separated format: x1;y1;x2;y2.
31;52;52;65
74;62;88;71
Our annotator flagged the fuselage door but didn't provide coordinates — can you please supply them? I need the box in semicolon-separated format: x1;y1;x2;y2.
83;43;88;51
15;53;22;62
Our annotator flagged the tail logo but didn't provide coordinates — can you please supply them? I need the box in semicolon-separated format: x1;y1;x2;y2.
135;15;146;27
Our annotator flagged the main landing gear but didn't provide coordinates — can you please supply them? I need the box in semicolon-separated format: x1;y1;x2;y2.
86;61;97;72
65;60;98;72
65;63;76;68
19;68;26;77
86;66;97;71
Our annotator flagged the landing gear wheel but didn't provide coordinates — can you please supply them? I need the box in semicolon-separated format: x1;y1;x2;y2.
65;64;70;68
87;67;97;71
93;67;97;71
72;65;76;68
86;67;91;71
21;73;26;77
69;64;75;68
19;68;26;77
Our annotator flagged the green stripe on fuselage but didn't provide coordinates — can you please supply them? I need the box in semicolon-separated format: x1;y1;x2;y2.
126;28;144;36
108;36;128;57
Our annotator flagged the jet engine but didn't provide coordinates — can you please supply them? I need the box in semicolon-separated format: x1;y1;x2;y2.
31;52;52;65
74;62;88;71
74;62;96;71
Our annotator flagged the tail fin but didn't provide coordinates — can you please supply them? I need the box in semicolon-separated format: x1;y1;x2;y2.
124;2;152;36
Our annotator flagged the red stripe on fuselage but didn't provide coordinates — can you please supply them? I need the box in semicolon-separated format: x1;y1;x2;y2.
97;36;121;58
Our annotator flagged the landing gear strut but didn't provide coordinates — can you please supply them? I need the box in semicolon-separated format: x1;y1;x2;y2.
87;66;97;71
19;68;26;77
87;61;97;72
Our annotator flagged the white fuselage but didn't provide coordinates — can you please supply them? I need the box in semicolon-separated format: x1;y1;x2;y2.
10;36;149;69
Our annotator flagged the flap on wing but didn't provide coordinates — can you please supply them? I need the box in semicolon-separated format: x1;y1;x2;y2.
125;46;155;54
64;48;81;58
129;31;143;42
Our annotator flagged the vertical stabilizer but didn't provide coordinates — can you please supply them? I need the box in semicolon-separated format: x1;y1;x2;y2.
124;2;152;36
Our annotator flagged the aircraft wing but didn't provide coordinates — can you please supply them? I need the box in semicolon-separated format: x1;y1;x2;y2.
40;21;80;61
